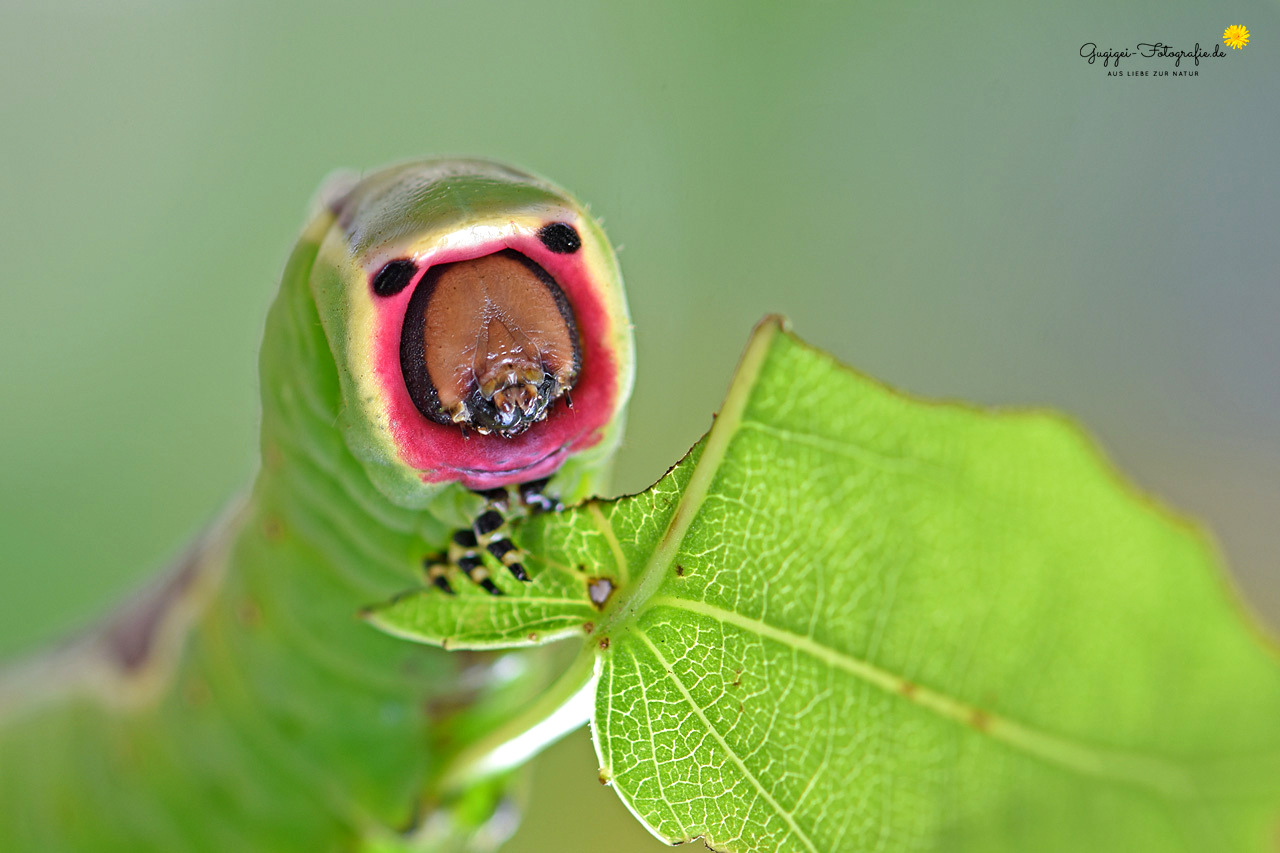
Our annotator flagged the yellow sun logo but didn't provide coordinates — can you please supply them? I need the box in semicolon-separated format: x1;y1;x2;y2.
1223;25;1249;49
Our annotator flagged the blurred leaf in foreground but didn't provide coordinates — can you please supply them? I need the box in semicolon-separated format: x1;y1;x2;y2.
371;317;1280;852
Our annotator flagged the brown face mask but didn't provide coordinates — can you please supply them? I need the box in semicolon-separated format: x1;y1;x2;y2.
400;250;581;438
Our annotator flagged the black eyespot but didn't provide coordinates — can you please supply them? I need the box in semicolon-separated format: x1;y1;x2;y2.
371;259;418;297
538;222;582;254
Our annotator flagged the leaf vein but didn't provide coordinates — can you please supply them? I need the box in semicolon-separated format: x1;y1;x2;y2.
650;595;1199;802
635;630;822;853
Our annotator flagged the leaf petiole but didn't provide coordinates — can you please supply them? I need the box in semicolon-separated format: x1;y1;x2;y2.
436;643;599;795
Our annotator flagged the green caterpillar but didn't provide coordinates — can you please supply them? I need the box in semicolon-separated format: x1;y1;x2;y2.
0;159;635;851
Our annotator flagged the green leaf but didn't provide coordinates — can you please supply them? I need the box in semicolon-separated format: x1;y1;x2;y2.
370;317;1280;852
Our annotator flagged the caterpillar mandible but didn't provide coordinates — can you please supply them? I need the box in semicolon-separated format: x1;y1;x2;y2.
0;159;634;851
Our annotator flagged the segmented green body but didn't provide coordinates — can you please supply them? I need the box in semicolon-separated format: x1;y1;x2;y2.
0;160;633;851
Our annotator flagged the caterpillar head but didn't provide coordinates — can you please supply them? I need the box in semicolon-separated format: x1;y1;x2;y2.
305;159;633;503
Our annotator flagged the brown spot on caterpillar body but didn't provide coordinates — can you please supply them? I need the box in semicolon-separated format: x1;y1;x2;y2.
237;599;261;627
263;515;285;542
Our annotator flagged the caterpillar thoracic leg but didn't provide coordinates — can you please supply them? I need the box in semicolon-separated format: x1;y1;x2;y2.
518;477;564;515
422;479;563;594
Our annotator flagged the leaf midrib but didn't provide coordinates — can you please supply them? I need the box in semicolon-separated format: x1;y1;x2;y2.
648;595;1197;801
599;319;781;636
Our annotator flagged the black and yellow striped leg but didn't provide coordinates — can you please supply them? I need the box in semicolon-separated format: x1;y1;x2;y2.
473;506;530;583
451;527;504;595
423;552;455;595
423;526;504;596
422;484;543;595
517;477;563;515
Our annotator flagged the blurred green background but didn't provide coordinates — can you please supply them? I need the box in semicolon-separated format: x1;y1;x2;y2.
1;1;1276;850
